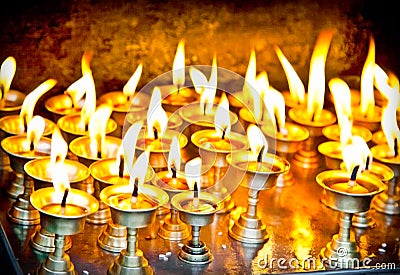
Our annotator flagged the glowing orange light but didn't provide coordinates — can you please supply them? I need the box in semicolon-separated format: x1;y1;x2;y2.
173;39;185;88
360;36;375;118
123;63;143;99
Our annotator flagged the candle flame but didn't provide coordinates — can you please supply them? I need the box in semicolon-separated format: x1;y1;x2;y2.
247;124;268;160
374;64;400;107
381;103;400;157
112;144;125;176
0;56;16;102
168;136;181;176
129;149;149;190
52;162;71;201
123;63;143;98
306;29;335;121
172;39;185;87
198;55;218;115
185;157;202;191
88;104;113;158
78;72;96;131
122;122;143;173
342;137;370;178
81;51;93;76
50;126;68;165
243;49;257;105
274;45;305;104
20;79;57;131
147;87;168;139
329;78;352;122
214;92;231;138
360;36;375;117
263;86;286;133
352;135;373;172
251;71;269;121
25;115;45;152
65;76;86;109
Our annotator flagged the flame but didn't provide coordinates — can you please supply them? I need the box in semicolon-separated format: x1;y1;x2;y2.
147;87;168;139
381;102;400;157
360;36;375;117
88;104;113;158
329;78;352;122
168;136;181;176
190;67;208;94
20;79;57;130
274;45;305;104
24;115;45;152
214;92;231;138
247;124;268;159
52;164;70;199
338;115;353;147
251;71;269;121
374;64;400;107
199;55;218;115
306;29;335;121
243;49;257;105
50;126;68;165
123;63;143;98
342;142;366;177
122;121;143;172
0;56;16;102
78;72;96;131
263;86;286;133
81;51;93;76
185;157;202;190
352;135;373;172
172;39;185;88
112;144;125;175
129;150;149;189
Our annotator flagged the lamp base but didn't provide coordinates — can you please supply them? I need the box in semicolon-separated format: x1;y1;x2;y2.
8;193;40;225
351;211;375;228
36;252;76;275
292;149;320;170
178;240;213;265
97;221;127;253
216;194;235;214
30;227;72;253
107;249;153;275
158;211;190;241
319;234;360;269
371;192;400;215
276;169;295;187
229;212;268;244
156;205;170;216
86;201;111;225
6;171;24;199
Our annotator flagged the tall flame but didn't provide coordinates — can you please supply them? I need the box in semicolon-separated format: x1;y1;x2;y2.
20;79;57;131
274;45;305;104
306;29;335;121
360;36;375;117
147;87;168;139
50;127;70;197
252;71;269;121
352;135;373;172
214;92;231;138
263;86;286;133
0;56;16;102
243;49;257;105
247;124;268;160
374;64;399;105
78;51;96;131
123;63;143;98
185;157;202;191
50;126;68;165
88;104;113;158
122;122;143;172
52;165;70;200
172;39;185;88
25;115;45;152
381;101;400;157
129;150;150;190
168;136;181;176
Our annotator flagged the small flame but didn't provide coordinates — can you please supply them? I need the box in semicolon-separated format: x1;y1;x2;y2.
360;36;375;117
25;115;45;152
123;63;143;98
52;164;70;200
147;87;168;139
263;86;286;133
329;78;352;128
50;126;68;165
352;135;373;172
306;29;335;121
129;150;149;190
247;124;268;160
251;71;269;121
0;56;16;102
172;39;185;88
198;55;218;115
214;92;231;138
185;157;202;190
88;104;113;158
78;72;96;131
243;49;257;105
168;136;181;176
20;79;57;131
81;51;93;76
374;64;399;105
274;45;305;104
122;122;143;173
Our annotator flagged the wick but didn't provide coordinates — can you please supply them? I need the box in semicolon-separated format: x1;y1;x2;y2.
61;188;69;215
365;156;370;171
348;165;360;187
275;116;280;133
171;165;177;178
257;145;265;163
84;123;88;132
96;135;102;159
310;112;315;123
30;141;35;152
131;178;139;205
177;84;180;94
153;127;158;140
193;182;199;209
118;155;124;178
203;103;206;116
395;138;398;158
221;127;226;140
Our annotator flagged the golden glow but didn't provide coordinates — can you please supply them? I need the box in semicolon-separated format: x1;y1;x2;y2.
20;79;57;129
185;157;201;190
147;87;168;139
123;63;143;99
290;212;314;264
81;51;93;76
168;136;181;176
306;29;335;121
65;76;86;109
88;104;113;158
274;45;305;104
50;126;68;165
264;86;286;133
243;49;257;105
122;122;143;173
172;39;185;87
0;56;16;102
24;115;45;152
214;92;231;138
252;71;269;121
247;124;268;159
360;36;375;117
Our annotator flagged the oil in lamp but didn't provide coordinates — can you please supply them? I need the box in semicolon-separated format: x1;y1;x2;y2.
100;150;168;274
159;39;199;113
25;126;90;252
1;116;50;225
171;157;221;264
226;124;290;243
317;154;386;268
30;165;99;275
44;51;92;122
191;92;248;212
261;86;309;187
153;136;191;241
69;104;122;167
288;29;336;172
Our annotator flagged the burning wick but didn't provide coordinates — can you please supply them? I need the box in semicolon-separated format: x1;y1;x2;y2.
394;138;398;158
203;103;207;116
221;127;227;140
176;84;180;94
171;165;177;178
257;145;265;163
365;156;370;171
29;141;35;152
118;155;124;178
96;135;102;159
275;116;281;133
61;188;69;215
193;182;199;209
153;127;158;140
348;165;360;188
131;179;139;206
